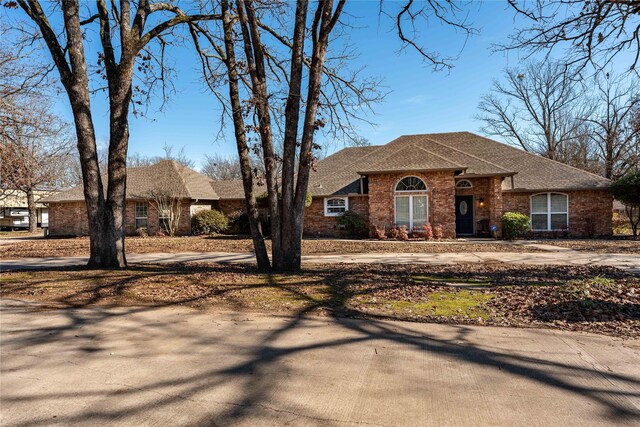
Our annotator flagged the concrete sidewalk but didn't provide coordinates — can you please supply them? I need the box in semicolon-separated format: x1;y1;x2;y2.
1;299;639;426
1;250;639;273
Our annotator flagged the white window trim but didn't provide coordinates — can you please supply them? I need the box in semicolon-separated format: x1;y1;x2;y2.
395;176;428;193
455;179;473;188
394;194;429;230
324;197;348;217
530;192;569;231
134;202;148;220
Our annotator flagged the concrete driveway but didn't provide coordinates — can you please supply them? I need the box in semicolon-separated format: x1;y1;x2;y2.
1;299;639;426
2;250;639;273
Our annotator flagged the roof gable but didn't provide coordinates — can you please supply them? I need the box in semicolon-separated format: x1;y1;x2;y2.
42;160;219;203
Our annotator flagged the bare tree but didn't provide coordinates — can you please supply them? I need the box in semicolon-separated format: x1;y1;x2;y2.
189;0;477;271
129;143;195;168
506;0;640;74
10;0;222;268
201;154;242;180
0;97;74;232
477;61;589;162
147;178;186;237
585;73;640;179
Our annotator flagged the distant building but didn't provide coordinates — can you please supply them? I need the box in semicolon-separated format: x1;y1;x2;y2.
0;191;52;230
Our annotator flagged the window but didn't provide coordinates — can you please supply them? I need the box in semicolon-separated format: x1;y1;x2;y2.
324;197;348;216
531;193;568;231
455;179;472;188
395;176;427;192
158;207;170;231
135;202;148;229
394;177;428;230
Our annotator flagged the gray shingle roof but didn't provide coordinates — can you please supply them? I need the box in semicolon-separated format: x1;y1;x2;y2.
42;160;219;203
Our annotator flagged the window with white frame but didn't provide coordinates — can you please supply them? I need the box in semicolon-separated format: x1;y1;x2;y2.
455;179;472;188
135;202;148;229
158;207;170;231
395;176;427;192
531;193;568;231
324;197;348;216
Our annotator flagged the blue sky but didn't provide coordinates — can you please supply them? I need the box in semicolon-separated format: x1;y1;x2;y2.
39;1;613;169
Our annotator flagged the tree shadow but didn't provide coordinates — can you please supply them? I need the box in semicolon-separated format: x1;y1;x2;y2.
533;300;640;322
1;263;640;425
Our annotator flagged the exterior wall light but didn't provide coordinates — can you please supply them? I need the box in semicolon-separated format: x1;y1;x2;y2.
479;198;485;207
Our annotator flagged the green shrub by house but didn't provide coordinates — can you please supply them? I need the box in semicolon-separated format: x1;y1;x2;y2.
191;209;229;235
501;212;530;240
335;210;367;237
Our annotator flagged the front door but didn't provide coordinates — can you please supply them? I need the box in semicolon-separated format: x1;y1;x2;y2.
455;195;474;235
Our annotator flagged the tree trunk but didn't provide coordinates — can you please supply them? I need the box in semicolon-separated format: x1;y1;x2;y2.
222;0;270;269
26;188;37;233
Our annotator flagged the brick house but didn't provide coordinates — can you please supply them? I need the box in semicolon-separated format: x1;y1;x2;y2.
44;132;613;238
42;160;219;236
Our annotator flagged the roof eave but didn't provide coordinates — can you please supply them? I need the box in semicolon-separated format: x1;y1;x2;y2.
357;167;466;175
504;185;611;193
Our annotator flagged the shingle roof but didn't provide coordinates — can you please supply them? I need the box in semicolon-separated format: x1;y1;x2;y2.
209;179;266;199
42;160;219;203
424;132;610;190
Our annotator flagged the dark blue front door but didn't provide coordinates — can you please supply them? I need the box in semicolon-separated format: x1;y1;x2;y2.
455;195;474;235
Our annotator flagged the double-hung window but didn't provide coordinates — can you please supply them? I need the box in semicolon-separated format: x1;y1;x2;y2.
324;197;348;216
135;202;148;229
531;193;568;231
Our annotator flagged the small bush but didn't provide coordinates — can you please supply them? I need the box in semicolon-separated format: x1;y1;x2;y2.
433;224;444;240
422;223;433;240
388;227;399;239
191;209;229;235
135;227;148;238
372;227;387;240
335;210;367;237
397;225;409;241
501;212;530;240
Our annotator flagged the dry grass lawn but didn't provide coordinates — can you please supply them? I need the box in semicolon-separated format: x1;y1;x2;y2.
1;263;638;338
0;235;547;259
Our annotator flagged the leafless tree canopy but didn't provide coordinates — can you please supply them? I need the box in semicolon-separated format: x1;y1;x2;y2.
10;0;223;267
477;61;640;179
477;61;588;162
506;0;640;74
201;154;243;181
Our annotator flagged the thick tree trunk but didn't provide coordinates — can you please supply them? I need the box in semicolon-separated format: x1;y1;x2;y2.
25;188;37;233
222;0;270;269
238;0;282;269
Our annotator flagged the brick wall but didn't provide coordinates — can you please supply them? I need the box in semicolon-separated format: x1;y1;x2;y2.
304;196;369;237
502;190;613;237
368;171;456;238
48;202;89;236
48;199;193;237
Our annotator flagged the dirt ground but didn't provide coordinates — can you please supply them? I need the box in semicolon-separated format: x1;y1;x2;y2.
1;263;638;338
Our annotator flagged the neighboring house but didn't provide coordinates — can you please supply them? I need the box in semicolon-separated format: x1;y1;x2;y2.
43;132;613;238
41;160;219;236
0;190;52;230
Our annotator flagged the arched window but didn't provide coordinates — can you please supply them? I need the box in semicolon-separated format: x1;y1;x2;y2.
531;193;568;231
394;177;428;230
395;176;427;192
455;179;473;188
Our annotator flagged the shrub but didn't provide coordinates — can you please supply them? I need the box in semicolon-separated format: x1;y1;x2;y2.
501;212;530;240
191;209;229;235
422;223;433;240
372;227;387;240
135;227;148;238
611;172;640;236
397;225;409;241
335;210;367;237
433;224;444;240
387;227;399;239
